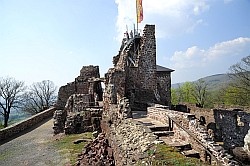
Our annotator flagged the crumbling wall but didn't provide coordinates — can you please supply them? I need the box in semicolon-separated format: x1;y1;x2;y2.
127;25;157;107
53;94;102;134
79;65;100;79
64;94;91;113
107;24;173;110
178;103;215;125
137;25;157;92
190;107;215;126
104;68;126;111
56;65;102;109
56;82;76;109
101;105;157;166
214;109;250;150
214;104;250;113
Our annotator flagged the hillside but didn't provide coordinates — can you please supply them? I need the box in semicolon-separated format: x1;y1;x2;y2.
172;74;232;91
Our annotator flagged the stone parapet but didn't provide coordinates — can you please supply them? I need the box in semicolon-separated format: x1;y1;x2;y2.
0;107;55;141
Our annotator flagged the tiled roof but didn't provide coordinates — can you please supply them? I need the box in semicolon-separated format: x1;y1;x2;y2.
156;65;174;72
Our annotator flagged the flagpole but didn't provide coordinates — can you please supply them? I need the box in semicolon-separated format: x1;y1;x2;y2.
136;0;138;35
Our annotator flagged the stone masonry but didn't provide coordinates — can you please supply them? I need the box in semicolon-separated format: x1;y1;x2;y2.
53;66;103;134
53;94;102;134
147;105;240;166
101;105;158;166
0;107;56;141
56;65;103;109
105;24;174;111
214;109;250;150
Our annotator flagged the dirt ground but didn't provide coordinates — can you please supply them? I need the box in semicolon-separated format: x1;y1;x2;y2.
0;118;69;166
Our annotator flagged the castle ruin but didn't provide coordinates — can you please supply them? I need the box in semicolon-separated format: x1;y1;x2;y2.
52;24;250;165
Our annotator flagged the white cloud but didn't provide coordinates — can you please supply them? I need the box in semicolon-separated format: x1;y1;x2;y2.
115;0;210;40
169;37;250;83
170;37;250;69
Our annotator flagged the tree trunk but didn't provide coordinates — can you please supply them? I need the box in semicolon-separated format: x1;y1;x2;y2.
4;114;9;127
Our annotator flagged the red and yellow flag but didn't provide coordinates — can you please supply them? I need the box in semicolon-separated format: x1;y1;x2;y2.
136;0;143;23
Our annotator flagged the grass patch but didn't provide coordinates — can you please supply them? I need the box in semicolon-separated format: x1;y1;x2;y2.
52;132;93;164
138;143;207;166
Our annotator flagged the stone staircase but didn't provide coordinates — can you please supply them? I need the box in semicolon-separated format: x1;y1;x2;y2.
151;125;201;159
149;126;174;137
133;114;200;159
159;136;200;159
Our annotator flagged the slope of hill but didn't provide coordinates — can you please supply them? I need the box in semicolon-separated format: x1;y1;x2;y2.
172;74;232;91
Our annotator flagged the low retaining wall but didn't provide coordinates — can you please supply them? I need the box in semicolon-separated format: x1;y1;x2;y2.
0;107;56;141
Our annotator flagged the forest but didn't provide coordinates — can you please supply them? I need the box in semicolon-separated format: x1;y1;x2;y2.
171;55;250;108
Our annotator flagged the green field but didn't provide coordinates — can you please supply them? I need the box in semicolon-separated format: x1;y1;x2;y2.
0;110;32;127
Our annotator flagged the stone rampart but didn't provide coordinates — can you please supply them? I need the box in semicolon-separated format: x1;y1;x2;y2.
101;105;157;166
147;106;240;166
0;107;55;141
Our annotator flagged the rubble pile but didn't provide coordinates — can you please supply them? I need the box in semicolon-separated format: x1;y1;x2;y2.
76;133;115;166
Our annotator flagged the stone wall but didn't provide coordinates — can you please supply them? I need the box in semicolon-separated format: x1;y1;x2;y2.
214;109;250;150
53;94;102;134
65;94;92;113
147;106;240;165
79;65;100;79
214;104;250;113
156;72;172;106
137;25;157;92
104;68;126;107
101;105;157;166
0;107;55;141
179;103;215;125
56;65;102;109
105;24;173;110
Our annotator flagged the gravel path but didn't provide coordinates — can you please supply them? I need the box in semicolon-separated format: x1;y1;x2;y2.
0;118;68;166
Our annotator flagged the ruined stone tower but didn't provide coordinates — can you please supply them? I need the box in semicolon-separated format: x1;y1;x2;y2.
105;24;174;110
56;65;103;109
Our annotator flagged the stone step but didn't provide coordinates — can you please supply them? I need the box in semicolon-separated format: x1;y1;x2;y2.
171;142;192;151
181;149;200;159
153;131;174;137
160;137;192;151
149;126;169;132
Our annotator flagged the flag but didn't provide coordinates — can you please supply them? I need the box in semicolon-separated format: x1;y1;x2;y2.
136;0;143;23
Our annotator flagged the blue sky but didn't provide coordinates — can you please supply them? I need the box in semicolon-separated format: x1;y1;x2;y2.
0;0;250;87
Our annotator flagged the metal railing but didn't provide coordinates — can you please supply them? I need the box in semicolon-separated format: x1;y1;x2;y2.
167;115;221;166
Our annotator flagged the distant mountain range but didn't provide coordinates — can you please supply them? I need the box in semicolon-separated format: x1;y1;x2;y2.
172;74;232;91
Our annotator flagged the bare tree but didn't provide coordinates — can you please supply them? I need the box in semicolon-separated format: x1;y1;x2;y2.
23;80;57;114
0;77;25;127
191;79;208;108
228;55;250;105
